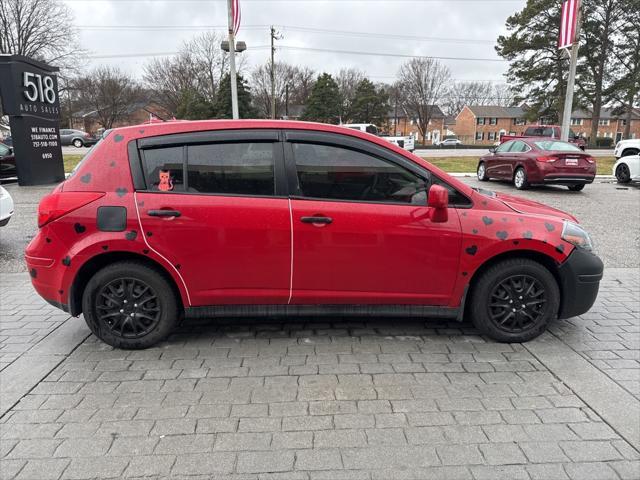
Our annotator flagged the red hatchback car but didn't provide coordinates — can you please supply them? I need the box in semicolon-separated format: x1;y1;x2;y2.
477;138;596;191
26;121;603;349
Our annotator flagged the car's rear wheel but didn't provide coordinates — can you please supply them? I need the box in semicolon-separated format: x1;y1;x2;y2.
568;184;585;191
477;162;489;181
616;163;631;183
621;149;639;158
73;139;84;148
468;258;559;343
513;167;528;190
82;261;179;349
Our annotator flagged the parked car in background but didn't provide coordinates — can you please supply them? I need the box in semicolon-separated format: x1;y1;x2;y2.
613;154;640;184
342;124;415;152
614;139;640;159
0;142;17;182
437;138;462;147
477;138;596;191
500;126;587;150
0;186;14;226
26;120;603;349
59;129;98;148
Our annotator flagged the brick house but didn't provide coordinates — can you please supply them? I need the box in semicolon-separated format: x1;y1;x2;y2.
569;108;640;142
455;105;532;145
71;102;172;135
386;105;446;144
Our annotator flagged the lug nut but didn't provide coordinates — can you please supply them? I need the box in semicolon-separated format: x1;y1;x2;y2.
119;309;124;313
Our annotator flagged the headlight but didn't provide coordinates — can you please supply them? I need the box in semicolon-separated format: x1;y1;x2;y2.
561;221;593;251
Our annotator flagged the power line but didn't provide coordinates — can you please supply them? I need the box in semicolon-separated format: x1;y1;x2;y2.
87;46;270;59
65;0;524;3
77;24;268;31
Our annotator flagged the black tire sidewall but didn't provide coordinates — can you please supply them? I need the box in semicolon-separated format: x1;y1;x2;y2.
616;164;631;183
469;259;559;343
82;262;179;349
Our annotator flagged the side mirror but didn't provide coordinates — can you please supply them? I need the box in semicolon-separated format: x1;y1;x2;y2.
428;185;449;223
489;147;496;153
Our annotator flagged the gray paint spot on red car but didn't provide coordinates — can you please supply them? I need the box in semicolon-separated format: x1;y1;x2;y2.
114;134;124;142
523;231;533;239
482;216;493;226
465;245;478;256
125;231;137;241
74;223;86;234
80;173;91;184
555;244;565;253
545;222;555;232
496;230;508;240
62;256;71;267
116;188;127;197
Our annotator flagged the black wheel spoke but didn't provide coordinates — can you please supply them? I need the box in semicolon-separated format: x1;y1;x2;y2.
95;277;162;339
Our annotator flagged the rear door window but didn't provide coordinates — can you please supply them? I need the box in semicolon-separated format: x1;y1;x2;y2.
142;147;185;192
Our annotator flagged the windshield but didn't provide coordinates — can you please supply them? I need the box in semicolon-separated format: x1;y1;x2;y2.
534;140;582;152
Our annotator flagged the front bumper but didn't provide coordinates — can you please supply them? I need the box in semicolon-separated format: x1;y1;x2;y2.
557;247;604;319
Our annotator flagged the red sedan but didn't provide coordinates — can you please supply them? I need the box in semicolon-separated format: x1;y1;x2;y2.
477;138;596;191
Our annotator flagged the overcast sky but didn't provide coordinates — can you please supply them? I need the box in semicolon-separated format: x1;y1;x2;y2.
62;0;527;84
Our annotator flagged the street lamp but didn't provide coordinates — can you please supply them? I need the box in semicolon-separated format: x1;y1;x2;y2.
220;41;247;53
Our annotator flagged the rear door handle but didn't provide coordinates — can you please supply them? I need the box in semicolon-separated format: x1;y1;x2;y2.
301;216;332;224
148;209;181;218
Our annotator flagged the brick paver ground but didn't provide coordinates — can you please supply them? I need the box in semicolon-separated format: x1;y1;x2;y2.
1;268;638;479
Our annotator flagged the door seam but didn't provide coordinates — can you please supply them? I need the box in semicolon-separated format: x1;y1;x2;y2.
287;198;294;304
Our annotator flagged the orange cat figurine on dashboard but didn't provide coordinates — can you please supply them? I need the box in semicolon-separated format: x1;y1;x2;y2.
158;170;173;191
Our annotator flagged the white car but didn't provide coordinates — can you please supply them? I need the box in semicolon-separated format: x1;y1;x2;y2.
438;138;463;147
613;154;640;184
614;139;640;159
341;124;415;152
0;186;14;227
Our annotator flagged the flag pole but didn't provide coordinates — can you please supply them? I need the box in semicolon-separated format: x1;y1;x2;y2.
227;0;239;119
560;8;582;142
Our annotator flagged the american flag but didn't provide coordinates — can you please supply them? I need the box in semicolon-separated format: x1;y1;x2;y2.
232;0;241;36
559;0;580;49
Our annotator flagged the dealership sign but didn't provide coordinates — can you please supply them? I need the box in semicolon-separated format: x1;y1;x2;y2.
0;55;65;185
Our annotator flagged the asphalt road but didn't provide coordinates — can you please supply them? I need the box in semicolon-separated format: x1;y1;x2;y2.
1;178;637;274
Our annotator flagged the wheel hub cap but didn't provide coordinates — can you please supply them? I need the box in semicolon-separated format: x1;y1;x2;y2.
488;274;546;332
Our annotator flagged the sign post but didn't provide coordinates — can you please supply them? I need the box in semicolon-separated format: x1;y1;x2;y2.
0;55;65;186
558;0;582;142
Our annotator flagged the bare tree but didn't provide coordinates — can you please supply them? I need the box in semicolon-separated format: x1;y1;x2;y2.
251;62;316;118
73;66;144;129
397;58;451;142
335;68;366;122
492;83;516;107
143;32;229;116
442;81;494;116
0;0;81;70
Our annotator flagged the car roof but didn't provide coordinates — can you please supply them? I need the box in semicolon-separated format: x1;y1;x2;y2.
110;119;474;197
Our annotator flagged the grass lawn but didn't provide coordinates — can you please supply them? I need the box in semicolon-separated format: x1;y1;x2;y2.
421;155;616;176
62;153;616;176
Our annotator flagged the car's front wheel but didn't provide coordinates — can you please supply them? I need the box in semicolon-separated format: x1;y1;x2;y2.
82;261;180;349
616;163;631;183
477;162;489;181
73;139;84;148
468;258;559;343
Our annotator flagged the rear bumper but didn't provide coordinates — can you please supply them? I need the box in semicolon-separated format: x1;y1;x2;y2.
542;175;595;185
557;247;604;319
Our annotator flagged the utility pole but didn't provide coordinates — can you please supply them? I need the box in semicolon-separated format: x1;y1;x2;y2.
227;0;239;119
270;26;281;119
561;11;582;142
285;84;289;118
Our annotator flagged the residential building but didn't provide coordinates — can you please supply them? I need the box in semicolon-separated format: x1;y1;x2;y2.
455;105;532;145
386;105;446;144
569;108;640;142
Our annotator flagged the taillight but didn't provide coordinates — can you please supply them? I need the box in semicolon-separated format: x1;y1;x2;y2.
38;192;105;227
536;156;557;163
585;156;596;164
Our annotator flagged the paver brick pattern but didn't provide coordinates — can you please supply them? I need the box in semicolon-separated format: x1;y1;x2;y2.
0;270;638;479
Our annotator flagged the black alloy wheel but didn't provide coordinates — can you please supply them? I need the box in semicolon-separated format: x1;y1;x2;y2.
488;274;546;334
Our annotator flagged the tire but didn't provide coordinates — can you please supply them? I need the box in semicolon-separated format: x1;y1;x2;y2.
621;149;639;158
477;162;489;181
513;167;528;190
82;261;180;349
568;184;585;191
73;139;84;148
616;163;631;183
468;258;560;343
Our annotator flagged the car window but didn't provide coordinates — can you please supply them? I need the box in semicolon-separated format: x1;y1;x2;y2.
186;142;275;195
0;144;9;156
495;141;512;153
142;147;185;192
510;141;529;153
292;142;427;205
534;140;582;152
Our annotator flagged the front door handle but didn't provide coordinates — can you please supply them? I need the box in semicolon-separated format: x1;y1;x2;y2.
301;216;332;225
148;209;181;218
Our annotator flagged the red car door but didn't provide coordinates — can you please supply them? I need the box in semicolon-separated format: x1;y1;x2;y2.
285;131;463;306
135;130;291;306
486;141;514;179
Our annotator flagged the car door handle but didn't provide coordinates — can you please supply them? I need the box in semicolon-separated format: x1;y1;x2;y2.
301;216;332;224
148;209;181;218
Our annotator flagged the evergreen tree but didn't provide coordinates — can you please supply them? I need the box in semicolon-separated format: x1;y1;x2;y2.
349;79;389;126
301;73;341;124
496;0;570;123
176;88;216;120
214;73;258;119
